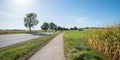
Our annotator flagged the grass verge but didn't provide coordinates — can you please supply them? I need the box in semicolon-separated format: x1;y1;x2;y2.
0;33;59;60
64;31;104;60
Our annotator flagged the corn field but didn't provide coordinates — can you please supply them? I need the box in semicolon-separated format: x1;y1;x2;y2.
88;24;120;60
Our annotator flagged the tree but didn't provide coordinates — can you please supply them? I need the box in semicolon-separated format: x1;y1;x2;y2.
57;26;63;32
41;22;49;32
49;22;56;32
74;26;78;31
24;13;39;33
54;25;58;32
70;28;74;30
62;27;69;31
78;28;83;31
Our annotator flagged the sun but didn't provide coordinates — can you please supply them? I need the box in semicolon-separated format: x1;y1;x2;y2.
11;0;31;6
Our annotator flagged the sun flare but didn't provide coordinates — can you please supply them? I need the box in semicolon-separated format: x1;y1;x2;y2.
11;0;31;6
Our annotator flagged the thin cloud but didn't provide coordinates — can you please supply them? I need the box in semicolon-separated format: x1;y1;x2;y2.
76;17;89;24
0;12;22;18
76;17;101;27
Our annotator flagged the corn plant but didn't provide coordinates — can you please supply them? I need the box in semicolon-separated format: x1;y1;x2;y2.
87;24;120;60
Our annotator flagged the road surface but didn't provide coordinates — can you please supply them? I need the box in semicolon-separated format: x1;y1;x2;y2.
29;33;65;60
0;32;53;48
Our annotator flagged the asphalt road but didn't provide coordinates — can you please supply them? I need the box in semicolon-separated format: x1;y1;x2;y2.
0;32;53;48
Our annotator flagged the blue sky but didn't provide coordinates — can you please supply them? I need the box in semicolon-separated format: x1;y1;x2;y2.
0;0;120;30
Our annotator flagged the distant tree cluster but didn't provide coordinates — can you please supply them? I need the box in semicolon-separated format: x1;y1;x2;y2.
41;22;69;32
82;27;102;29
70;26;84;31
70;26;78;30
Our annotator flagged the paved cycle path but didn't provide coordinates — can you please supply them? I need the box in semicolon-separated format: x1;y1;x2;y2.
29;33;65;60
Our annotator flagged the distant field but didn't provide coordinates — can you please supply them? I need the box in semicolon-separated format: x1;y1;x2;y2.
64;25;120;60
64;30;104;60
0;30;53;34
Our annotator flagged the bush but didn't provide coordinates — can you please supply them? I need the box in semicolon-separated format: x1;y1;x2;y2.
78;28;83;31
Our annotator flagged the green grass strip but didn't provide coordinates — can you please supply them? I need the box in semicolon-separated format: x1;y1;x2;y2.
0;33;59;60
64;31;104;60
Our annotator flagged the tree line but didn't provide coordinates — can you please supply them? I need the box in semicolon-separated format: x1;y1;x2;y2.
41;22;70;32
24;13;80;32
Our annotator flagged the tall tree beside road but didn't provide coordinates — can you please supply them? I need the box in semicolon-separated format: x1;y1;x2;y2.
24;13;39;33
41;22;49;32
